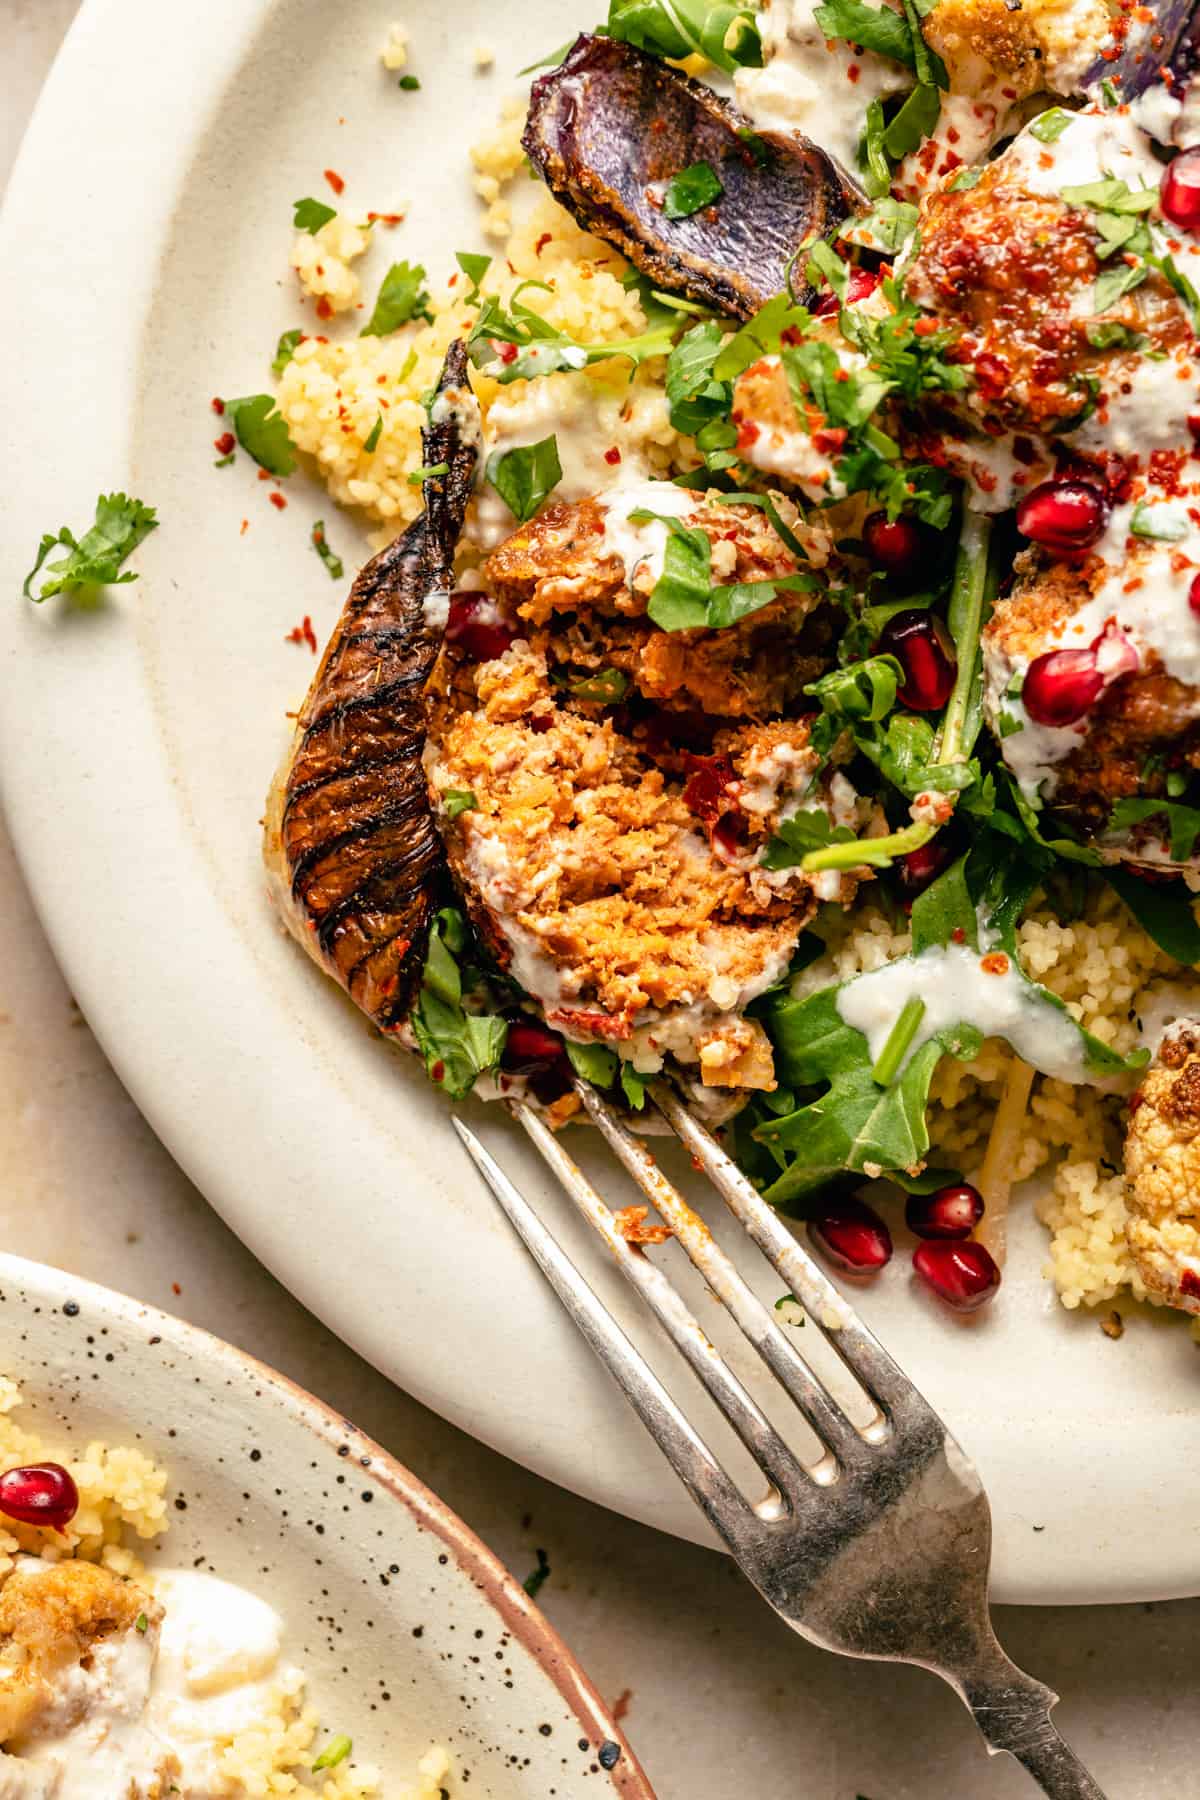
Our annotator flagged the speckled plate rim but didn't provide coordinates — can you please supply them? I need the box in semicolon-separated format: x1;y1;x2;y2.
0;1248;654;1797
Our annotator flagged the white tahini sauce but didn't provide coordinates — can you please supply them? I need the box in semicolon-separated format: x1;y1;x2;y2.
1134;76;1200;150
734;0;910;175
1003;105;1165;200
835;933;1093;1083
597;478;698;588
468;376;676;551
0;1566;295;1799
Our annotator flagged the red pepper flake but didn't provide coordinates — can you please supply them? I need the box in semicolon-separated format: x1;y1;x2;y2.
366;211;404;226
498;341;519;365
286;615;319;653
213;431;235;455
240;518;249;536
323;168;345;195
535;232;553;257
172;1283;182;1297
431;1059;446;1084
980;951;1010;976
912;316;940;337
847;62;860;81
269;491;288;511
1182;1269;1200;1300
604;446;622;466
315;296;334;321
257;468;271;481
951;926;966;944
812;426;848;454
211;397;225;414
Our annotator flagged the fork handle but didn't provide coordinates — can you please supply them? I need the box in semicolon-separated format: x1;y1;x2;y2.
961;1660;1108;1799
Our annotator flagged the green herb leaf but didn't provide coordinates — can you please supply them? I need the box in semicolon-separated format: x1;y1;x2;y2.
398;73;421;89
1130;499;1189;542
442;789;478;820
565;1040;619;1086
411;912;508;1100
467;287;682;384
762;808;859;870
456;250;492;303
135;1612;149;1634
223;394;298;476
621;1063;650;1110
312;1735;352;1772
1107;868;1200;962
1029;108;1075;143
663;160;725;220
21;492;159;603
311;519;343;580
363;413;383;454
568;667;631;703
605;0;764;74
293;196;336;234
486;435;563;523
859;98;893;200
271;327;303;376
408;461;451;485
1084;319;1140;349
1093;260;1150;311
361;261;434;336
1109;797;1200;861
947;166;982;191
813;0;919;69
882;82;941;160
843;195;920;253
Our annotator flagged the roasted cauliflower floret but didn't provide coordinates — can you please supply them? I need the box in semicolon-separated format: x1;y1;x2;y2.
1125;1022;1200;1313
0;1559;161;1745
924;0;1113;106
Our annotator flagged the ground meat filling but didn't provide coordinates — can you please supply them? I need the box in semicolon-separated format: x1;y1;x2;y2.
424;493;869;1089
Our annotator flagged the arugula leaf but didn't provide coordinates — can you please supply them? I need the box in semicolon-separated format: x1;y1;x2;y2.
411;910;508;1100
804;655;903;723
21;493;158;603
486;436;563;523
271;328;303;376
223;394;298;476
605;0;764;73
442;789;479;819
1109;797;1200;861
813;0;918;69
311;519;343;580
565;1040;619;1085
1107;868;1200;963
883;81;940;158
293;197;336;234
663;161;725;220
361;261;433;336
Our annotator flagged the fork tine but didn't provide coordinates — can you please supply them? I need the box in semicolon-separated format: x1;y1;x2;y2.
504;1101;820;1507
573;1079;883;1465
649;1081;921;1415
451;1117;750;1535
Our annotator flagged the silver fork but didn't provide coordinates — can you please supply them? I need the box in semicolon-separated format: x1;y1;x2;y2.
453;1077;1108;1800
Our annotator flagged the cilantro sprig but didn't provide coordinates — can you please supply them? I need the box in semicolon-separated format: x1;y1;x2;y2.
361;261;433;336
22;494;158;603
466;281;686;383
223;395;298;476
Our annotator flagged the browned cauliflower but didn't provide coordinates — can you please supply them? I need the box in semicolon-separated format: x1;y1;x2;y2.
1125;1022;1200;1315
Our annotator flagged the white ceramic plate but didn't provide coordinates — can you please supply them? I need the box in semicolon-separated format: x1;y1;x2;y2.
0;1251;652;1797
2;0;1199;1608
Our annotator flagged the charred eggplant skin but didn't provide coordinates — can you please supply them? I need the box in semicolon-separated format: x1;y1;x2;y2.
276;342;478;1030
523;34;861;320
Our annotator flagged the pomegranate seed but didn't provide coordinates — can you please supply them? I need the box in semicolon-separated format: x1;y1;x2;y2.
913;1240;1001;1312
501;1021;567;1073
863;512;922;580
1015;479;1108;555
877;610;956;712
808;1199;893;1274
445;592;515;664
1021;647;1105;727
0;1463;79;1531
1189;572;1200;619
813;266;881;315
1161;147;1200;231
906;1182;984;1240
895;837;954;895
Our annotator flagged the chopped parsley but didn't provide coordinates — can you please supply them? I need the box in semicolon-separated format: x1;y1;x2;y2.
223;394;298;476
486;435;563;522
135;1612;149;1634
662;160;725;220
312;1735;352;1772
214;451;236;468
311;520;344;579
456;250;492;303
398;73;421;90
441;789;479;819
293;197;336;234
271;328;303;376
22;493;158;603
467;282;685;383
361;261;433;336
1029;107;1074;144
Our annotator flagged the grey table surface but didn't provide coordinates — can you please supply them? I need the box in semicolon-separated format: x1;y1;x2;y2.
2;4;1196;1795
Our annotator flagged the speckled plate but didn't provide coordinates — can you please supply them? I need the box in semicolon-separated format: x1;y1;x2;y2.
3;0;1200;1610
0;1251;652;1796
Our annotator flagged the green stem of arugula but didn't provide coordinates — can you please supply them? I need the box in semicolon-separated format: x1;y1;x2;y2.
801;510;994;875
871;996;926;1085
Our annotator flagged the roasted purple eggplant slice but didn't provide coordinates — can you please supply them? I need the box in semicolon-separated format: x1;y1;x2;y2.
524;34;861;321
263;341;479;1030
